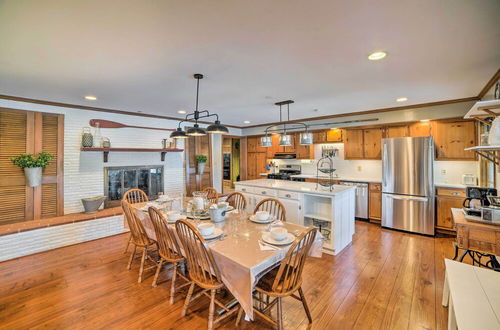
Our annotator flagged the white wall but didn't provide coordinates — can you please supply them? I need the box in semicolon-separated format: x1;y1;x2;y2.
0;99;241;214
274;142;479;186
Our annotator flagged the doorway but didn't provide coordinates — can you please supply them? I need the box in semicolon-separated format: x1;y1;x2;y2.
222;136;242;193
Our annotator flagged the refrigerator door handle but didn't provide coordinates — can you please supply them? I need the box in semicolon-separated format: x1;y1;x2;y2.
385;194;428;202
382;143;388;188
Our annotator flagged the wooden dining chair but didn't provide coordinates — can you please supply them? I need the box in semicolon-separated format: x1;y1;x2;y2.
253;198;286;221
123;188;149;253
203;187;219;204
121;200;157;283
236;227;317;329
225;192;247;211
148;207;192;303
175;219;239;329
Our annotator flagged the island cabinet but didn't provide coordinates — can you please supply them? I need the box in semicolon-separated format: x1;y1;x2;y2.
234;180;356;255
436;187;466;232
368;183;382;222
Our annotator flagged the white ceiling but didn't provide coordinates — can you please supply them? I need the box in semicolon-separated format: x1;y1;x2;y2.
0;0;499;126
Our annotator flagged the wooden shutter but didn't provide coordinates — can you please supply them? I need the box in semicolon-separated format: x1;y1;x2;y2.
0;111;28;224
0;108;64;224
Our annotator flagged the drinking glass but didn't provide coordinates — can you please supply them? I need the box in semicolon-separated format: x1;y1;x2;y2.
192;191;209;222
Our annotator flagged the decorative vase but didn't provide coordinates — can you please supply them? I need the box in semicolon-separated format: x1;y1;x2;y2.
198;162;206;175
82;127;93;147
102;137;111;148
24;167;42;187
488;117;500;145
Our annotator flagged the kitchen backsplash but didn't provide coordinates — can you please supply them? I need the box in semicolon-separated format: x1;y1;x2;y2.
273;143;479;185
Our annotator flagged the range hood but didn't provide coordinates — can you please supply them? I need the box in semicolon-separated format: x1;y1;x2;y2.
273;153;297;159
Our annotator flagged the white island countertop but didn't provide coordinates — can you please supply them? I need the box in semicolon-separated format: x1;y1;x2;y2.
235;179;356;196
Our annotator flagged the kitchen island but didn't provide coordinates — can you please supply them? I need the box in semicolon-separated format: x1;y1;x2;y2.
234;179;356;255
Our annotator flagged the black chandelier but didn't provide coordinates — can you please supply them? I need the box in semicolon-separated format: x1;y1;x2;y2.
260;100;313;147
170;74;229;139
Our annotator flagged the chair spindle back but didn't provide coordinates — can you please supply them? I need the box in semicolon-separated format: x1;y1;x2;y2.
226;192;247;211
121;200;151;246
148;207;182;261
254;198;286;222
123;188;149;204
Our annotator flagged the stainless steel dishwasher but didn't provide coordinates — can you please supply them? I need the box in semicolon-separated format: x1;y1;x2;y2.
339;181;369;219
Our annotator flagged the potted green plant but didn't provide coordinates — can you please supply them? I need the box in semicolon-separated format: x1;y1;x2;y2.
195;154;208;175
10;151;54;187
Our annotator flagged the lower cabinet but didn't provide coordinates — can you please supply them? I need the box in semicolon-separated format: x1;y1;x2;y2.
368;183;382;221
435;187;466;231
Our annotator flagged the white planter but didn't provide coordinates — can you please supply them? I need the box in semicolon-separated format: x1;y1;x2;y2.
24;167;42;187
198;162;206;175
489;117;500;145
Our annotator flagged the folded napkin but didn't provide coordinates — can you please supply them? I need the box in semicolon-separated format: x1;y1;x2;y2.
259;241;279;251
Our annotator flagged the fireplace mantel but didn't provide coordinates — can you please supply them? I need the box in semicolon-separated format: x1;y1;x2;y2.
80;147;183;162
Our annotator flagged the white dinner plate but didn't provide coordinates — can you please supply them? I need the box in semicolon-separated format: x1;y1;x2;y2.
163;214;187;224
248;215;275;224
141;202;167;211
202;227;224;240
261;232;295;246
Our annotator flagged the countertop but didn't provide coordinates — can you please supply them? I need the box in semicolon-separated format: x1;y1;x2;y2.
235;179;356;197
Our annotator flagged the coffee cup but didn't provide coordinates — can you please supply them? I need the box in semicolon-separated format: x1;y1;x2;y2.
270;227;288;241
198;223;215;236
166;211;182;222
255;211;270;221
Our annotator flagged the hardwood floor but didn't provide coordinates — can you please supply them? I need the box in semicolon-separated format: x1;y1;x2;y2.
0;221;458;329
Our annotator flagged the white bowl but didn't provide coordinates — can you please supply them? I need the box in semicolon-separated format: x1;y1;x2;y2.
256;211;270;221
198;223;215;236
166;211;182;221
270;227;288;241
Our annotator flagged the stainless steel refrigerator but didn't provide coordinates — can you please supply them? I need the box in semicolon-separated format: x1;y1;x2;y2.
382;137;435;235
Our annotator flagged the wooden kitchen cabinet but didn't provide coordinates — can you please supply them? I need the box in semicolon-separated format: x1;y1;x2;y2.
386;126;409;138
433;120;476;160
344;129;364;159
313;130;328;144
247;136;267;153
369;183;382;222
436;187;465;231
247;152;267;180
326;129;343;142
409;121;432;137
296;133;315;159
363;128;383;159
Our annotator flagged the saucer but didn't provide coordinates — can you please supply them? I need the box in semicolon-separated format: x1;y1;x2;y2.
202;227;224;240
186;212;211;220
164;214;186;224
249;214;275;224
261;232;295;246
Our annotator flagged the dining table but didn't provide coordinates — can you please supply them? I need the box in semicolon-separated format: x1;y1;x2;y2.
131;200;324;320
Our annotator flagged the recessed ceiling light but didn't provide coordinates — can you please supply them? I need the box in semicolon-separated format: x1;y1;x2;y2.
177;110;187;114
243;120;251;124
420;119;430;122
396;97;408;102
368;51;387;61
84;95;97;101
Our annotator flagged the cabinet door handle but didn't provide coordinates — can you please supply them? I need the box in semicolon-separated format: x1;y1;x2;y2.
261;191;267;195
299;205;301;210
285;194;291;198
242;188;247;192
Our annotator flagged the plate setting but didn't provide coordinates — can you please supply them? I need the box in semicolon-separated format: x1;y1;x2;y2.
248;215;275;224
261;232;295;246
202;227;224;240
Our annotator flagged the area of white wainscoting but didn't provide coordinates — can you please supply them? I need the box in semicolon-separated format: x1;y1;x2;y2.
273;143;479;186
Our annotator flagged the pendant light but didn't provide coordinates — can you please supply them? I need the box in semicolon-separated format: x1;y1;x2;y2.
260;100;313;147
170;74;229;138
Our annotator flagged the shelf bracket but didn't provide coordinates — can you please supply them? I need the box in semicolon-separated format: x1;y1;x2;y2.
475;150;499;165
161;151;167;161
103;151;109;163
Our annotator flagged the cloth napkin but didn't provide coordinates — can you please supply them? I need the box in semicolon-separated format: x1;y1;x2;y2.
259;240;279;251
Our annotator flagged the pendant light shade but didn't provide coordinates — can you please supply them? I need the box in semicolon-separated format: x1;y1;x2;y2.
170;127;188;139
299;132;313;145
206;120;229;134
279;134;292;146
260;135;272;147
187;124;206;136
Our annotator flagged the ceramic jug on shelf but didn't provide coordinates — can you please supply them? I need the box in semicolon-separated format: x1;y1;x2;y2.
488;118;500;145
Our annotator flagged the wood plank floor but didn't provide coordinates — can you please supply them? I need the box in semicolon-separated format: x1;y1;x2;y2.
0;221;459;329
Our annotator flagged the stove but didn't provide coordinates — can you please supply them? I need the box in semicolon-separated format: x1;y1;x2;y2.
267;165;303;181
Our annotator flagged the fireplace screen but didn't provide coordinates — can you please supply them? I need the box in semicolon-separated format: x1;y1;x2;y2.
104;166;163;207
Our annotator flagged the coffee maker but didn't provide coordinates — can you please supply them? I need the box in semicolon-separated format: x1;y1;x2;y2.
463;187;497;217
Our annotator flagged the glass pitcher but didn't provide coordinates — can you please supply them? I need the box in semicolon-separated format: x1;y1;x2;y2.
191;191;209;220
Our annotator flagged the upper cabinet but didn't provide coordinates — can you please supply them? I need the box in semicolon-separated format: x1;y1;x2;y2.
326;129;343;142
247;136;267;153
362;128;383;159
386;126;409;138
433;120;477;160
409;122;432;137
344;129;364;159
313;130;328;144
